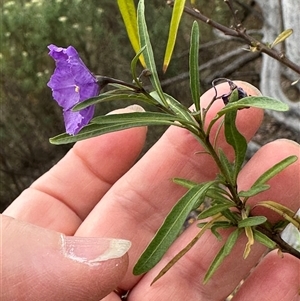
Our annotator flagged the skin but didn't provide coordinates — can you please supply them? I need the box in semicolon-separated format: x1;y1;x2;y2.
2;82;300;301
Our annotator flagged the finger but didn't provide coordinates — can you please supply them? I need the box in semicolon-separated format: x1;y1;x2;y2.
128;139;299;300
231;251;300;301
1;214;130;301
76;82;263;288
239;139;300;222
4;106;147;234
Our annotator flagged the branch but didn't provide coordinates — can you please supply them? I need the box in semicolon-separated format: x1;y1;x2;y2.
257;225;300;259
167;1;300;75
158;47;259;88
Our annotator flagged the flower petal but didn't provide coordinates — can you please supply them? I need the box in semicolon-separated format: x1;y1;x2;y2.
63;106;95;135
47;44;99;135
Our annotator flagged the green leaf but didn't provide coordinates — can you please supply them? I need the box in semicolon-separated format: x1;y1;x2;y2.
137;0;167;106
216;96;289;119
238;216;267;228
209;96;289;131
150;91;199;134
228;86;242;103
251;155;298;187
218;148;234;185
206;184;231;200
117;0;145;66
238;184;270;198
204;228;241;283
211;221;233;240
224;93;247;182
222;209;239;224
273;220;289;232
197;220;234;240
172;177;198;189
91;112;186;124
163;0;186;73
50;112;188;145
189;21;201;112
162;92;197;123
253;229;276;249
133;182;213;275
131;45;147;88
198;203;234;220
73;90;150;111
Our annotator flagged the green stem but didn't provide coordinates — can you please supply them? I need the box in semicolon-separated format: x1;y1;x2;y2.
96;76;144;92
195;132;243;208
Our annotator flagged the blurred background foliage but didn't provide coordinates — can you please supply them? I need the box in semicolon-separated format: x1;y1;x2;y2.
0;0;296;211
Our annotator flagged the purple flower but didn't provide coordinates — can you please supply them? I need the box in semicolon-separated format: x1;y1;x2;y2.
47;44;99;135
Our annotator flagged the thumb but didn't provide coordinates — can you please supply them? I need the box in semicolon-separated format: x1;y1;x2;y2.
2;214;130;301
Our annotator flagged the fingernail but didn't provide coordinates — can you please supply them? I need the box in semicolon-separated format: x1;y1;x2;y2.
234;81;262;96
125;104;145;112
281;208;300;252
61;235;131;266
106;104;145;115
277;138;300;147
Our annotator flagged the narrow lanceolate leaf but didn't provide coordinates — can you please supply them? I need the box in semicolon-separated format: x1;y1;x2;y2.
131;46;147;88
224;107;247;182
50;112;188;145
172;177;198;189
150;91;199;134
163;92;196;123
238;216;267;228
73;91;150;111
253;229;276;249
163;0;186;73
251;155;298;187
270;28;293;48
197;203;234;220
117;0;145;66
206;184;231;200
204;228;241;283
255;201;300;229
137;0;167;106
238;184;270;198
222;209;239;224
218;148;234;185
211;221;233;241
133;182;213;275
91;112;188;124
209;96;289;136
189;21;201;112
215;96;289;119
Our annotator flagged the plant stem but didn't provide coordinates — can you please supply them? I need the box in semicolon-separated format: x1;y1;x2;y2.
195;131;243;209
96;76;145;92
167;1;300;75
257;225;300;259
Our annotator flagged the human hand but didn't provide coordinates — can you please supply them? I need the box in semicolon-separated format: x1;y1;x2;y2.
3;82;299;300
